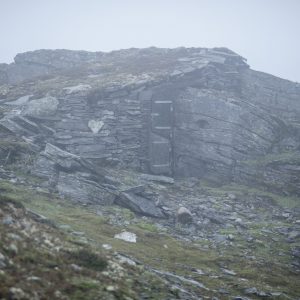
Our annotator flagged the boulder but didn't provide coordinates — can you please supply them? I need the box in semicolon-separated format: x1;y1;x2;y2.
57;172;115;205
176;207;193;224
116;191;165;218
114;231;137;243
32;143;117;204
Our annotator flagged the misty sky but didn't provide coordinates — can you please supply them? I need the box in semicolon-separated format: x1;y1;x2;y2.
1;0;299;82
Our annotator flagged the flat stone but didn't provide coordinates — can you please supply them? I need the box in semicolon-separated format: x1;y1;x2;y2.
114;231;137;243
63;84;91;94
116;191;165;218
57;172;115;205
140;174;174;184
6;95;32;106
244;287;258;295
221;268;236;276
117;254;136;266
120;185;145;194
102;244;112;250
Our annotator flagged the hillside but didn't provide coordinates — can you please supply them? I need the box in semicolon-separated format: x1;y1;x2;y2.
0;47;299;299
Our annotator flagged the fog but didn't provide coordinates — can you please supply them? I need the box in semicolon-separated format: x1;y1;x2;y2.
0;0;300;82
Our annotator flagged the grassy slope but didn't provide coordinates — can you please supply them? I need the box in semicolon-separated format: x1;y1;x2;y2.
0;184;180;300
0;180;299;299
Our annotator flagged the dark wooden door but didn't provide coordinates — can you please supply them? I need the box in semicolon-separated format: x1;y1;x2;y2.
149;101;173;175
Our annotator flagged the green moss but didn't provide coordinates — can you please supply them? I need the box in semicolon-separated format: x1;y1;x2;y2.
201;181;299;208
132;221;159;233
243;151;300;167
71;279;100;290
0;140;30;152
105;206;135;221
0;194;25;209
66;249;107;271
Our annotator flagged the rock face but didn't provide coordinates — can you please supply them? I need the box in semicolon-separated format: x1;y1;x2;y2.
0;47;299;198
22;96;59;117
32;143;117;205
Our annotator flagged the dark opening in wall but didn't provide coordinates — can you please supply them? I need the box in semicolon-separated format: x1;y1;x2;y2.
86;89;104;108
196;119;209;129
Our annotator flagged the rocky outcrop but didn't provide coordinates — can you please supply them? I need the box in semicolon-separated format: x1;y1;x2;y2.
32;143;117;205
234;151;300;195
0;46;299;198
0;49;103;85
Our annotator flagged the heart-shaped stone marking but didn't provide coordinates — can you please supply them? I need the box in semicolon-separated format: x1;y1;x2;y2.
88;119;104;134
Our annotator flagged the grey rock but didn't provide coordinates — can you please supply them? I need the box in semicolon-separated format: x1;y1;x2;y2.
227;193;237;200
288;231;300;240
0;260;6;269
71;231;85;236
0;252;5;261
117;254;137;266
63;84;91;94
269;292;282;297
58;224;72;231
6;95;32;106
0;251;6;269
114;231;137;243
152;269;207;290
116;191;165;218
70;264;82;272
257;291;269;297
227;234;235;241
102;244;112;250
6;233;22;241
291;247;300;258
140;174;174;184
244;287;258;295
9;287;27;300
22;96;59;117
221;268;237;276
26;276;41;281
7;244;18;255
2;215;14;225
176;207;193;224
57;172;115;205
213;234;228;243
88;119;104;133
32;143;117;205
120;185;146;195
218;288;229;294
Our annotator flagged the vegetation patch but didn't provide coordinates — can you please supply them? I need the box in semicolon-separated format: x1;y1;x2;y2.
1;180;300;299
243;151;300;167
66;249;107;271
201;181;300;208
